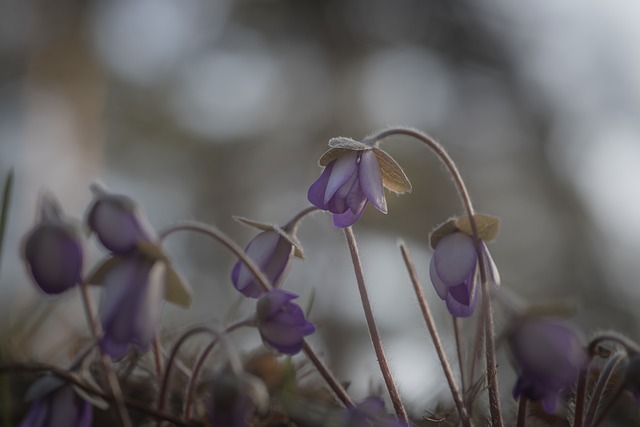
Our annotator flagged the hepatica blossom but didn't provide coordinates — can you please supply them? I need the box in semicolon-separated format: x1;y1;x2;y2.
308;137;411;228
98;255;165;360
231;229;295;298
22;193;84;295
256;290;315;355
509;317;587;413
19;381;92;427
86;183;157;255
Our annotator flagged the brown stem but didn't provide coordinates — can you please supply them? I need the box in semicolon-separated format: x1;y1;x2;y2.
78;281;132;427
584;352;626;427
344;227;409;423
453;316;467;395
367;127;503;426
399;242;471;427
158;221;352;407
516;397;527;427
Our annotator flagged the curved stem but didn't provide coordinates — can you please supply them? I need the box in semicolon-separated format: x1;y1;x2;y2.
284;206;319;232
590;382;626;427
367;127;503;426
399;242;471;426
158;221;353;407
588;331;640;357
182;319;252;419
152;336;165;383
78;281;132;427
344;227;409;423
584;352;627;427
0;362;189;427
574;363;590;427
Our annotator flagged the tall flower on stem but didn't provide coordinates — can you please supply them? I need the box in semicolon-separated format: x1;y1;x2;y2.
429;214;501;317
22;193;84;295
509;317;587;413
308;137;411;228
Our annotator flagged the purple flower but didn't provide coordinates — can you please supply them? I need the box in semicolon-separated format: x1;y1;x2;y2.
99;255;165;360
19;384;92;427
343;397;408;427
308;149;386;228
509;318;587;413
22;194;83;295
256;290;315;355
231;230;294;298
86;184;156;255
429;232;499;317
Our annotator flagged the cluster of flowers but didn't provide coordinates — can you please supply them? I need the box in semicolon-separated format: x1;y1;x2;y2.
14;129;639;426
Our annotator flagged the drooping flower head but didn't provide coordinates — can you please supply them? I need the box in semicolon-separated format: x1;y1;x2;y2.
256;289;315;355
308;137;411;228
508;317;587;413
98;255;165;360
342;396;408;427
19;376;92;427
22;193;84;295
428;214;500;317
231;216;305;299
85;183;157;255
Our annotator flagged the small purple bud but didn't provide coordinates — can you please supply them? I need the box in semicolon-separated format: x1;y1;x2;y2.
22;194;83;295
231;230;294;298
343;397;408;427
99;256;165;360
85;184;156;255
509;317;587;413
256;290;315;355
308;149;387;228
19;383;92;427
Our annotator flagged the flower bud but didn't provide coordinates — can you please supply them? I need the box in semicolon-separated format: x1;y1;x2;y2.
256;290;315;355
22;193;83;295
20;379;92;427
85;184;156;255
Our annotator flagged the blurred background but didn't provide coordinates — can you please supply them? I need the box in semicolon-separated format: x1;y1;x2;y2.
1;0;640;419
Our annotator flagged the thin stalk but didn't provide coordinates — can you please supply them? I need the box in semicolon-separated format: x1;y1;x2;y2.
516;397;527;427
573;364;589;427
590;383;625;427
182;319;252;419
152;336;165;383
0;169;13;273
453;316;467;394
0;362;190;426
584;352;626;427
344;227;409;423
159;221;352;407
588;331;640;357
77;281;132;427
366;127;503;427
399;242;471;427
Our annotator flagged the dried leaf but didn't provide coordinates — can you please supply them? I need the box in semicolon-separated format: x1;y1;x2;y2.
164;264;192;307
319;148;349;166
373;148;412;194
137;241;169;263
233;216;275;231
455;214;500;242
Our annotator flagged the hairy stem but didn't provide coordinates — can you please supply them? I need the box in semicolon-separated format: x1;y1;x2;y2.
516;397;527;427
584;352;626;427
367;127;503;426
399;242;471;426
453;316;467;395
159;221;352;407
344;227;409;423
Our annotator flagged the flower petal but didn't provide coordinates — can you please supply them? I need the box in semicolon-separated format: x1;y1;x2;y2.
332;203;366;228
433;233;477;286
324;152;358;204
359;150;387;213
307;162;334;209
232;231;282;298
481;242;501;286
428;255;449;300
